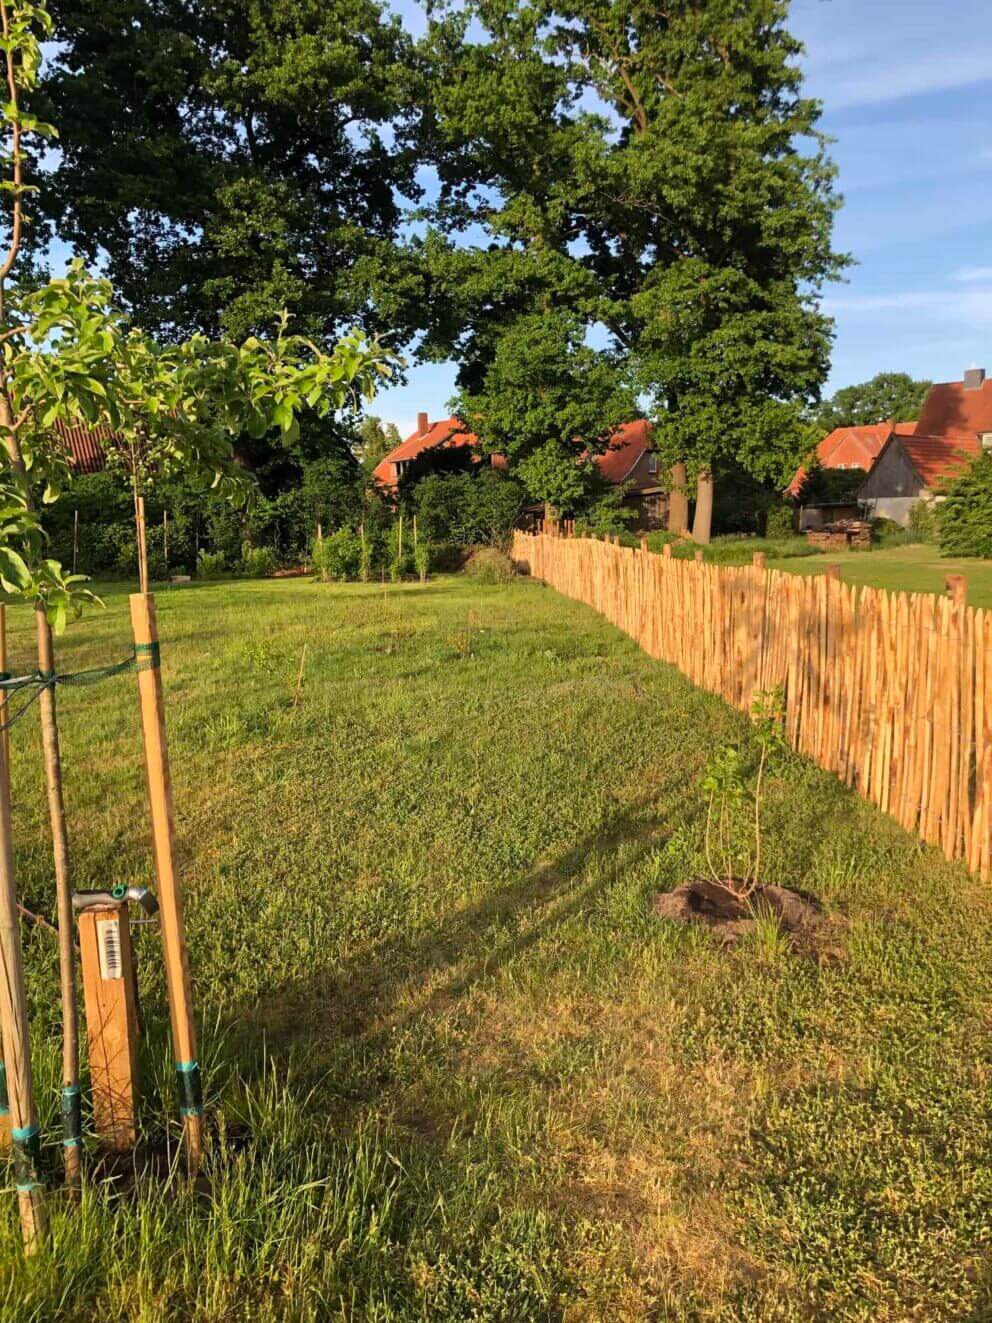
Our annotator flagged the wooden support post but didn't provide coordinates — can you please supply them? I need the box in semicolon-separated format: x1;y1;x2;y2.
0;730;45;1250
130;593;203;1171
694;549;704;563
639;537;648;554
136;496;149;594
825;563;841;581
0;604;9;794
35;607;82;1191
946;574;967;606
753;552;766;569
0;604;8;1156
663;543;673;559
78;905;140;1150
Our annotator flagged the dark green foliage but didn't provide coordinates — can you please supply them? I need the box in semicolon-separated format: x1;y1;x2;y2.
455;310;635;512
798;460;866;505
936;453;992;558
576;485;637;538
764;503;795;538
43;0;423;342
813;372;932;433
413;470;526;546
314;528;363;581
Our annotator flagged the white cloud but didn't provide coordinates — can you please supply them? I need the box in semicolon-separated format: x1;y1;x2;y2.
822;285;992;330
954;266;992;282
817;48;992;110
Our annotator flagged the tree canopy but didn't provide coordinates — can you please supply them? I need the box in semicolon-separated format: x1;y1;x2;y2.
813;373;933;435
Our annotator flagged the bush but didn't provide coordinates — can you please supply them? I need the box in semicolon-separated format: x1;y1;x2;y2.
413;470;525;546
908;499;937;542
241;545;277;578
764;502;795;537
575;484;636;538
414;541;432;583
937;453;992;557
463;547;516;584
313;528;362;581
197;550;227;579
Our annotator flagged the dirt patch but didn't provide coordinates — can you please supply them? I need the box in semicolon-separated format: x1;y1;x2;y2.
653;878;823;947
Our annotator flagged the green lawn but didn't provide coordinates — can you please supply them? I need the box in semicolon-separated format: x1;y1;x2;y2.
768;542;992;608
1;575;991;1320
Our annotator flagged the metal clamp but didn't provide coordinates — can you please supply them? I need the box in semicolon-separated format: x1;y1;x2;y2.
72;885;159;916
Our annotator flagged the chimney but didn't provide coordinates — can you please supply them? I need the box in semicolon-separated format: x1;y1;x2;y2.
417;411;429;436
964;366;986;390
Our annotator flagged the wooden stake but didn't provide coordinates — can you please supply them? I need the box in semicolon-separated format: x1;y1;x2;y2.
72;509;79;575
78;905;140;1151
129;593;203;1171
35;607;82;1191
753;552;765;569
0;728;45;1250
136;496;149;594
946;574;967;606
163;510;169;570
825;563;841;581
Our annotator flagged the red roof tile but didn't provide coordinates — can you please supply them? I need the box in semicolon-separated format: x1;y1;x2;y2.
899;433;980;488
52;419;113;474
787;422;893;498
915;378;992;440
594;420;653;484
372;417;480;488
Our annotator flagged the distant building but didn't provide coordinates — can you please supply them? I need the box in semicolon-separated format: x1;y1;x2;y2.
859;368;991;524
373;413;668;529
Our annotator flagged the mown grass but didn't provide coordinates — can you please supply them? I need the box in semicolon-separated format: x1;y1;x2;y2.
768;540;992;609
0;574;990;1319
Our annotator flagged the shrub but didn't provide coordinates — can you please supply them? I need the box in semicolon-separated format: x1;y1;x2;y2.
313;528;362;581
197;550;227;579
413;470;525;546
414;541;432;583
241;545;277;578
937;452;992;557
575;484;636;538
764;502;795;537
464;547;515;584
908;498;937;542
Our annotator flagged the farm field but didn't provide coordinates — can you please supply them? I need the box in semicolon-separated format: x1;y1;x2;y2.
1;574;991;1320
766;541;992;608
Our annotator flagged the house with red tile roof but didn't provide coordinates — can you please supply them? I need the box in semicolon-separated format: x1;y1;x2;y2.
859;368;991;524
787;421;898;501
374;413;668;527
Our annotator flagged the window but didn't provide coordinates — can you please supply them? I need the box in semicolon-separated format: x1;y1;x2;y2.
982;433;992;453
647;452;659;475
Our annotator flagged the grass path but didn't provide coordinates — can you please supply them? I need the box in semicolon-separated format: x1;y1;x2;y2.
0;575;990;1319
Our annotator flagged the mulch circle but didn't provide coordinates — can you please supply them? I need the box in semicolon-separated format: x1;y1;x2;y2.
652;878;824;947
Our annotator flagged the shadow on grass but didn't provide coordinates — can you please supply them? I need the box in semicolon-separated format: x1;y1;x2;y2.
218;795;681;1088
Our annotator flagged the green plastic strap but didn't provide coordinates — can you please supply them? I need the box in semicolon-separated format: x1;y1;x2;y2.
56;653;137;687
61;1084;82;1149
11;1124;42;1192
134;642;160;672
0;1060;8;1117
175;1060;203;1117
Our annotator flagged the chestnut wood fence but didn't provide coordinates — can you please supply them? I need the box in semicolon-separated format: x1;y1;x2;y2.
512;530;991;879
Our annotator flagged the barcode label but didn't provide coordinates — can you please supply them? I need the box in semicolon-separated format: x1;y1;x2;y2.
97;917;123;980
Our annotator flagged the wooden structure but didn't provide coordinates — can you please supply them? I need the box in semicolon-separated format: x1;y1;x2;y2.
512;531;992;878
77;905;140;1150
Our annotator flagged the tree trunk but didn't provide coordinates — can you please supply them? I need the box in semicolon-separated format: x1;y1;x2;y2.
667;462;689;534
35;607;82;1192
692;471;714;544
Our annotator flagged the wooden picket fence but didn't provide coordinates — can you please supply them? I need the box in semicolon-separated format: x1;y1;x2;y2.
512;530;992;878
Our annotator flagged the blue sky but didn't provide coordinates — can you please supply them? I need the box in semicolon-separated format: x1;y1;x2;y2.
373;0;992;437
